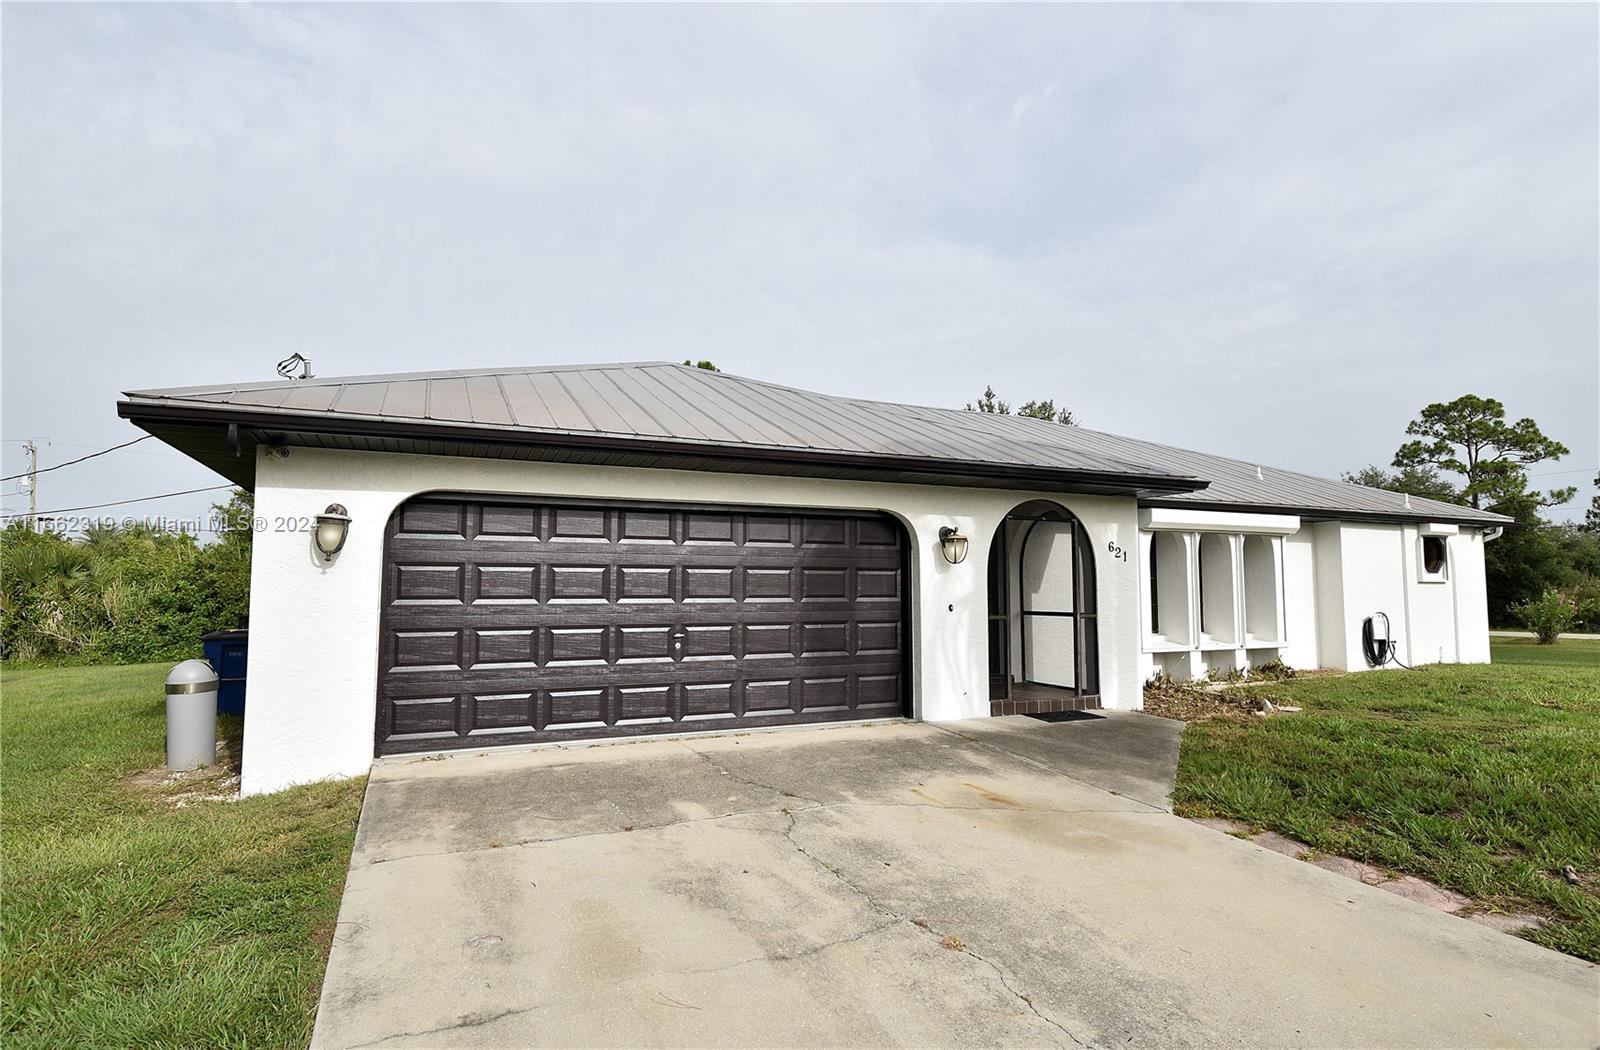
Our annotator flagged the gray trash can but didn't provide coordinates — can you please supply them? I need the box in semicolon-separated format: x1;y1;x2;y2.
166;659;219;771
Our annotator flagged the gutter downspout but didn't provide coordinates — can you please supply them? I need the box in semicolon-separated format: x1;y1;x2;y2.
1482;526;1504;542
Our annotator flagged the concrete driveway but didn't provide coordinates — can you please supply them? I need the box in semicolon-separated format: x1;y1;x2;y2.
313;715;1597;1049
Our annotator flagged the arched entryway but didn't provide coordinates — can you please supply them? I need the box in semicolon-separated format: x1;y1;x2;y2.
986;500;1099;715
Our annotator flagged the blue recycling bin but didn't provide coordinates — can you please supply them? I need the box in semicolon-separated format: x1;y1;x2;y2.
201;629;249;715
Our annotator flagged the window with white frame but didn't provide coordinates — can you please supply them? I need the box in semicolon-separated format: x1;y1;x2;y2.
1419;534;1448;582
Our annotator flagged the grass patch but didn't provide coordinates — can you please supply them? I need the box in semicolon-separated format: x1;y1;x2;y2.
2;663;365;1048
1488;635;1600;669
1171;643;1600;962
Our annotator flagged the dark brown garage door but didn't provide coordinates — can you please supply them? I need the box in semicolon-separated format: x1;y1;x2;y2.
376;496;908;755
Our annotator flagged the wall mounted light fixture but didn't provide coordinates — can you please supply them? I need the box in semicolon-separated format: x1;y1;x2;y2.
938;526;969;565
315;504;352;557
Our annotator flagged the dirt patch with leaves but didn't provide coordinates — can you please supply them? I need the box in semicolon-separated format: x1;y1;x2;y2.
1141;662;1325;723
1142;678;1283;723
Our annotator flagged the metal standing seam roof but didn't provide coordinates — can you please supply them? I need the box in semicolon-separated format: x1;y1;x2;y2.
118;361;1510;526
916;408;1511;523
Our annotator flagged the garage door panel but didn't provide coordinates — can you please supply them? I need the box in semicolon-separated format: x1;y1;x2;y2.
467;692;537;734
391;629;464;670
387;694;461;739
683;681;736;717
472;628;539;668
383;656;902;695
800;517;847;546
382;678;909;752
546;627;609;665
550;505;609;539
476;504;539;537
384;602;893;631
856;517;901;547
377;498;907;755
396;502;466;537
618;509;673;541
408;623;910;664
394;501;890;548
391;564;465;604
389;537;881;567
473;565;540;602
545;688;605;728
743;679;796;712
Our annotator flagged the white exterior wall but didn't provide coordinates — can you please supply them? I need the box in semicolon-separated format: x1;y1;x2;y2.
1137;513;1493;680
1314;522;1490;671
242;446;1143;795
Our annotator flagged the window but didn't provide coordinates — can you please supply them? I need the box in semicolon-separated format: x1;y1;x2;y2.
1420;535;1448;580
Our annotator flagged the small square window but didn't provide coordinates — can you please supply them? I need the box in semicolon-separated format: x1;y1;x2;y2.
1419;535;1448;581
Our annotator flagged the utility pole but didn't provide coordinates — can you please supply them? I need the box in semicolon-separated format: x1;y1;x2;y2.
22;440;37;530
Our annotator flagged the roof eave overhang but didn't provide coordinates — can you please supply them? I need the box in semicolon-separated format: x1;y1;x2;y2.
1139;496;1512;529
118;399;1210;498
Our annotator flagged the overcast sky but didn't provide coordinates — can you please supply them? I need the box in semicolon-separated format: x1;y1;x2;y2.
3;3;1596;531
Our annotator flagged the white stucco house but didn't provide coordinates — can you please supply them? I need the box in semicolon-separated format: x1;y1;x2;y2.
119;362;1510;796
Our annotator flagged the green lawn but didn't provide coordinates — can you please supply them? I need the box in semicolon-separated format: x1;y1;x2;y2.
1;663;365;1049
1488;634;1600;668
1172;639;1600;961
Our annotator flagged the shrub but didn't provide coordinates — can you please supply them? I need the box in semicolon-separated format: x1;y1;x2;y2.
1;504;251;665
1511;588;1586;644
1567;576;1600;634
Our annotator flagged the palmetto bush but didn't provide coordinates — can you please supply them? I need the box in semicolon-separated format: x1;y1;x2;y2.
1;516;250;665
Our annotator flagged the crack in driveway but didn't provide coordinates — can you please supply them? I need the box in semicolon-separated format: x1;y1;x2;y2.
342;1004;545;1049
676;739;826;808
777;806;1098;1049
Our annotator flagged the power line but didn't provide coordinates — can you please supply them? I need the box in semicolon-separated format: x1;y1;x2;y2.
1525;466;1598;478
0;477;194;494
0;435;153;482
4;437;186;460
0;485;230;519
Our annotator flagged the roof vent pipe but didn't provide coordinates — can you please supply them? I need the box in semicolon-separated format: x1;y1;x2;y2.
275;352;313;380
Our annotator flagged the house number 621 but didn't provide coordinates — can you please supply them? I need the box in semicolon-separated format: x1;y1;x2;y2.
1106;541;1129;562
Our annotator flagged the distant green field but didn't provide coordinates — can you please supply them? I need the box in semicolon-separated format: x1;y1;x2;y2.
1491;635;1600;668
